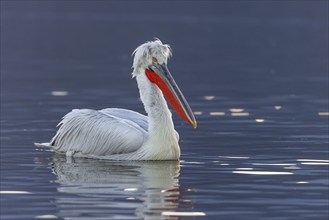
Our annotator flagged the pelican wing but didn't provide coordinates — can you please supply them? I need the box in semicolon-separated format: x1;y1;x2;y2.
51;109;147;156
99;108;148;131
100;108;179;140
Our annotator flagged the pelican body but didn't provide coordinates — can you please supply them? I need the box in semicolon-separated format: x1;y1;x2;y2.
37;39;196;160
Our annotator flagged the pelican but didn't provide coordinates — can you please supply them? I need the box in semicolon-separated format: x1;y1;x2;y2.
36;39;197;160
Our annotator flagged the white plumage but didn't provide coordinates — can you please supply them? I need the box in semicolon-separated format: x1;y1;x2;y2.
36;39;196;160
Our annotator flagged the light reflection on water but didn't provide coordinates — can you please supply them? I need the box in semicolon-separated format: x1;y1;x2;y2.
229;108;245;113
233;171;293;175
194;111;203;115
209;112;225;116
35;214;58;219
51;91;69;97
0;191;32;194
300;162;329;165
255;118;265;123
297;159;329;162
162;211;206;217
204;96;215;101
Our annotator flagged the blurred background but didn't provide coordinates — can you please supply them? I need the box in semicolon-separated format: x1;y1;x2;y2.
2;1;328;108
1;1;328;220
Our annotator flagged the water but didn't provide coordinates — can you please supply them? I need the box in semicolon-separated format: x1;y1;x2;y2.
1;1;328;220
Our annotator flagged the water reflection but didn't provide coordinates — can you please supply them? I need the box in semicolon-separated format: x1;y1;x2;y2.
229;108;244;113
300;162;329;165
203;96;215;100
36;214;58;219
0;191;32;194
296;181;309;184
46;155;193;219
193;111;203;115
209;112;225;116
297;159;329;162
51;91;69;96
162;211;206;217
233;171;293;175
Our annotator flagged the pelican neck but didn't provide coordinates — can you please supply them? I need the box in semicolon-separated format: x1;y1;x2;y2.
135;70;176;136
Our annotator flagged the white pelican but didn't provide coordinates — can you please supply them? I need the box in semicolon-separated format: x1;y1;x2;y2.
36;39;196;160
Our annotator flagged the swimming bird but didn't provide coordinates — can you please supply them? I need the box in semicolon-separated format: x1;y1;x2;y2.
37;39;196;160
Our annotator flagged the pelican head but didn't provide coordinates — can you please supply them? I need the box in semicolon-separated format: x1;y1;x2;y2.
132;39;197;128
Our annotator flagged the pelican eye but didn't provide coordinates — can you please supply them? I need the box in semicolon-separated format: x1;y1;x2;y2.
152;57;158;64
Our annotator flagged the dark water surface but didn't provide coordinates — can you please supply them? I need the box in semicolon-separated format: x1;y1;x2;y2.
1;1;328;220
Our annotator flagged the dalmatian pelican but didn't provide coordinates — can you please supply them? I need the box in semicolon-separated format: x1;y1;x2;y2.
36;39;197;160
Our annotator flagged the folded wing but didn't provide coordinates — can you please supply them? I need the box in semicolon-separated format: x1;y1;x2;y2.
51;109;147;156
99;108;148;132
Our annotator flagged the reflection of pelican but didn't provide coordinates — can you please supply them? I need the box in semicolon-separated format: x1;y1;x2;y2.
48;155;184;219
37;39;196;160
